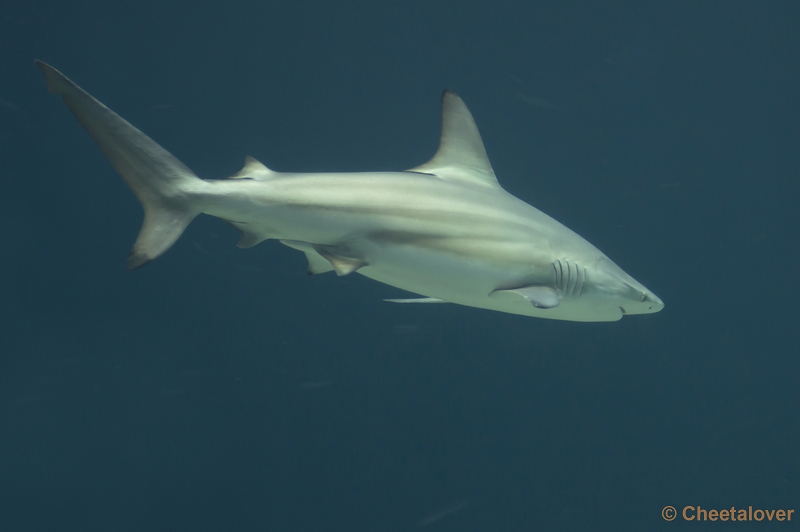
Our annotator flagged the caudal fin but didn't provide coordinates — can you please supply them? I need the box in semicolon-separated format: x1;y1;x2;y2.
36;60;205;268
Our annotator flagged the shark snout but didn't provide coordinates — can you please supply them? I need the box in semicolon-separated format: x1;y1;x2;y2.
626;286;664;315
645;291;664;313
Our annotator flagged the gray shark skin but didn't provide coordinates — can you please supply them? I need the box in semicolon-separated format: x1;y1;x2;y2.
36;60;663;322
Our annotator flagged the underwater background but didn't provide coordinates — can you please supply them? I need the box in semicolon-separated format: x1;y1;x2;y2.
1;1;798;530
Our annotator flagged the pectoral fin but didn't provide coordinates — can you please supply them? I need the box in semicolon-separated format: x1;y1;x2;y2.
383;297;446;303
491;286;560;309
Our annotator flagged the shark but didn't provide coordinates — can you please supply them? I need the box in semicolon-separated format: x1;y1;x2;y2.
36;60;663;322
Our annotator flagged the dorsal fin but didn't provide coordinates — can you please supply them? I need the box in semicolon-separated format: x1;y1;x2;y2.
408;90;499;188
229;155;276;180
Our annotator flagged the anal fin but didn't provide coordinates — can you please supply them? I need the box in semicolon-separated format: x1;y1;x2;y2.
226;220;268;249
236;229;266;249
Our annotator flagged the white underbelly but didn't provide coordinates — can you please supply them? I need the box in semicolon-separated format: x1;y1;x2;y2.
353;241;517;305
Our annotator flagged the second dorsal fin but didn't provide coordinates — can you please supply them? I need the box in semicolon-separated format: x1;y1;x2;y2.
229;156;276;180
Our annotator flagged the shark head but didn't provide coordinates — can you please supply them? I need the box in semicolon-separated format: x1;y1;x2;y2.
489;254;663;321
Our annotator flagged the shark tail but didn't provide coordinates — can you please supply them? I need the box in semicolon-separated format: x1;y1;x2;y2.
36;60;205;269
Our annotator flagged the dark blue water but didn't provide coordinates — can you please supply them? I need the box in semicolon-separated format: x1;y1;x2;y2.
2;1;798;530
